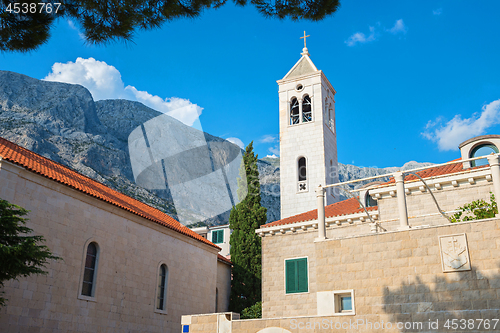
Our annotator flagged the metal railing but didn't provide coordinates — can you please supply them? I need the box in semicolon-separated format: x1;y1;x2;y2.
315;153;500;239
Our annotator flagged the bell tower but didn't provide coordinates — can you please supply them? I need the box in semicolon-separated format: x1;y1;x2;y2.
277;34;339;219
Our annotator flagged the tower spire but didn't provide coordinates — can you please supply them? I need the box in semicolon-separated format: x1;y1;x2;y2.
300;31;310;56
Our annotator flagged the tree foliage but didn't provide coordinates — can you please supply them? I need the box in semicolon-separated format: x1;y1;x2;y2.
241;301;262;319
450;193;498;223
0;199;60;307
228;142;267;313
0;0;340;52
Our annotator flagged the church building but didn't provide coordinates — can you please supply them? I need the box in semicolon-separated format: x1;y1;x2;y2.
0;137;231;332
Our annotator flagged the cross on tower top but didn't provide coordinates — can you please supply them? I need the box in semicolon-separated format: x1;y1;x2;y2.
300;31;310;48
300;31;310;56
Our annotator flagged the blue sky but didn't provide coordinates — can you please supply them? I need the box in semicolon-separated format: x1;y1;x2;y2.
2;0;500;168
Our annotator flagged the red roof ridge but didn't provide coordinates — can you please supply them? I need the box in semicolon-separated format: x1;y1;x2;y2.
0;136;219;250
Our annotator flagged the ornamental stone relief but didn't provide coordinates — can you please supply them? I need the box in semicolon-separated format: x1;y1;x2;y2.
439;233;471;272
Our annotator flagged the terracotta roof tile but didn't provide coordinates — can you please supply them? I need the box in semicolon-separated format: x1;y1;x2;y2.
0;136;219;250
263;197;378;228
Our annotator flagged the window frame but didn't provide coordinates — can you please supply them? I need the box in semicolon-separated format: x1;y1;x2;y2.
155;262;169;314
78;239;100;302
212;229;224;244
470;143;499;167
333;289;355;315
302;95;312;123
290;97;300;125
284;257;309;294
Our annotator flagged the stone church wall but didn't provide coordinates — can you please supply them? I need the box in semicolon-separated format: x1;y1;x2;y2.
0;160;219;333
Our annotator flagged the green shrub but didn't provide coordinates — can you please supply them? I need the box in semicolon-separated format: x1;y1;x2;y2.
241;301;262;319
451;193;497;222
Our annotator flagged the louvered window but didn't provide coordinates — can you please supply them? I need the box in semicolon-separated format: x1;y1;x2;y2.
212;230;224;244
285;258;308;294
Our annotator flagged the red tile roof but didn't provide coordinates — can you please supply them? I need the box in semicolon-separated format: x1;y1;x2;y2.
263;197;378;228
217;254;232;265
0;136;219;250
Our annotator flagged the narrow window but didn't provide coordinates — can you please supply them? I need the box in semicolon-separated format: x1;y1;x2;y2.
302;96;312;122
290;98;300;125
215;288;219;312
285;258;308;294
212;230;223;244
298;157;307;181
81;242;98;297
157;264;168;310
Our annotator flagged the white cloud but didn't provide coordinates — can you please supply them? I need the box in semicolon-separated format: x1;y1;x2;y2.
44;57;203;126
345;26;377;47
259;134;277;143
433;8;443;15
67;20;86;40
422;99;500;151
387;19;407;35
226;137;245;149
346;19;408;47
265;154;278;158
268;145;280;156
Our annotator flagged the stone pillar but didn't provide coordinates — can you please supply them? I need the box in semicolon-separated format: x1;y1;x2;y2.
298;99;303;124
487;155;500;216
394;172;410;230
316;185;326;240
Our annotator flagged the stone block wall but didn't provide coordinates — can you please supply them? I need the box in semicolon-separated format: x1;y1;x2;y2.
0;161;219;333
258;217;500;332
262;229;318;318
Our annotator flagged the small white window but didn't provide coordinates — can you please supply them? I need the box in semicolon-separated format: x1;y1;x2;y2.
334;290;355;314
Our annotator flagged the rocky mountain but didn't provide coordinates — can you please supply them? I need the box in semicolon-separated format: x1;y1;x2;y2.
0;70;432;226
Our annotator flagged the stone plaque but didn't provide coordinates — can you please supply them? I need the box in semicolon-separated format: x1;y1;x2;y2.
439;233;471;272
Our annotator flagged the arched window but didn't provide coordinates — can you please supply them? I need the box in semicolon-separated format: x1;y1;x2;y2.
302;96;312;122
81;242;99;297
290;98;300;125
470;144;499;167
298;157;307;181
365;191;377;208
157;264;168;310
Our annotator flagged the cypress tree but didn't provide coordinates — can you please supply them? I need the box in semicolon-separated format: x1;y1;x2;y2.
0;199;60;307
228;142;267;313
